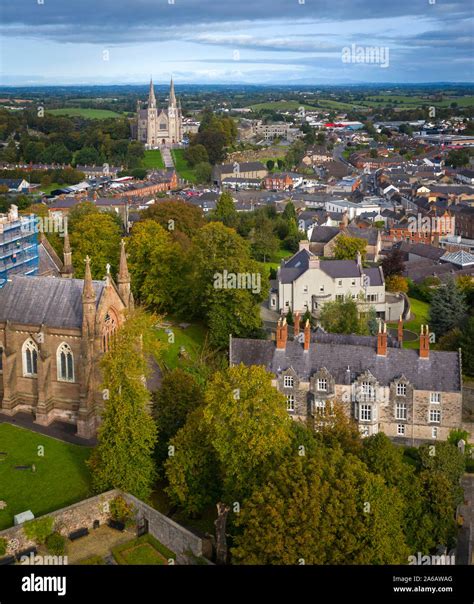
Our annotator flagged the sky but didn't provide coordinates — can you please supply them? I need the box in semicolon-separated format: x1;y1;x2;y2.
0;0;473;86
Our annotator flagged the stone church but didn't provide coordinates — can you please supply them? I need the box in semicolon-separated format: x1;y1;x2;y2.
0;237;134;439
133;77;183;147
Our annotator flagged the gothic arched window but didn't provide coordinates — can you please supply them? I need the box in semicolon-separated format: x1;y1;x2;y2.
22;338;38;377
57;342;74;382
102;310;118;352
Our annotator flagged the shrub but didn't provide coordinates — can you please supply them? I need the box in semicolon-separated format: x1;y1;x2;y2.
23;516;54;545
110;496;134;523
45;532;66;556
0;537;7;556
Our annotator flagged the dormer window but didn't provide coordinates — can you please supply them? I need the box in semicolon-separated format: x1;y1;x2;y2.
430;392;441;403
396;383;407;396
317;378;328;392
283;376;294;388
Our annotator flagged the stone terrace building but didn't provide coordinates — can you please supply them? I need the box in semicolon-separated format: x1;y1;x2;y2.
0;242;133;438
230;319;463;444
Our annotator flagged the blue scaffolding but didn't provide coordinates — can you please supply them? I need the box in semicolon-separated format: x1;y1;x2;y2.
0;215;39;288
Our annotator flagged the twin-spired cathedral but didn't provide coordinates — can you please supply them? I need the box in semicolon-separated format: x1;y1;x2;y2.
134;77;183;147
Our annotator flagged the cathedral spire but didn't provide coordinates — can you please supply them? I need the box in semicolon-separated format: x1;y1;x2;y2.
148;77;156;109
82;256;96;302
169;75;176;107
61;231;74;278
117;240;134;309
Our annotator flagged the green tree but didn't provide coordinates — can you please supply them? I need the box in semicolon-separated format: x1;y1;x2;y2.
429;277;467;338
74;146;101;166
153;368;204;472
184;144;209;167
333;235;367;261
88;310;159;500
320;295;361;334
250;218;279;262
165;408;220;515
459;316;474;377
194;161;212;183
141;199;205;239
69;212;121;279
232;447;409;564
202;364;293;501
382;248;405;277
127;220;186;312
266;159;275;171
385;274;409;293
214;191;237;227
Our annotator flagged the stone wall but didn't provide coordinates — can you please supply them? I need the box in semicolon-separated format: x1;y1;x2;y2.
0;489;207;563
123;493;206;560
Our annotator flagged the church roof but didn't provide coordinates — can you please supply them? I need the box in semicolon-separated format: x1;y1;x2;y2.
0;275;105;329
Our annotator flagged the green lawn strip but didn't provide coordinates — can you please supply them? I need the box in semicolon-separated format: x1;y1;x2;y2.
153;320;207;370
387;296;430;350
111;534;175;565
171;149;197;183
0;424;93;530
142;150;165;169
47;108;122;119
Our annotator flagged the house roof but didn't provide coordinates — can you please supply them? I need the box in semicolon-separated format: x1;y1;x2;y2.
310;225;340;243
0;275;105;329
440;249;474;267
230;338;461;392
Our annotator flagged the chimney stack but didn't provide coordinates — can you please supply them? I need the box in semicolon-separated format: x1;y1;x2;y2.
299;240;310;252
397;315;403;345
276;318;288;350
377;321;387;356
419;325;430;359
294;312;300;337
304;319;311;352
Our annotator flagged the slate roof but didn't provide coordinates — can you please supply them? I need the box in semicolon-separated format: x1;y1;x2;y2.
231;338;461;392
279;248;383;284
0;275;105;329
407;243;446;261
310;225;339;243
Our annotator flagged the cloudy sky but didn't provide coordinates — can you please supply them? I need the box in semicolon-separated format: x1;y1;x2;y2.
0;0;473;86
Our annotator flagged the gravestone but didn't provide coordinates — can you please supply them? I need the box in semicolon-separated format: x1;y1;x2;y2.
14;511;34;526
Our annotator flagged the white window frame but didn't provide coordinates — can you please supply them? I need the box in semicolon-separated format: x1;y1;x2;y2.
430;392;441;404
395;402;407;420
429;409;441;423
397;424;405;436
286;395;295;412
317;378;328;392
283;375;294;388
360;404;372;421
314;399;326;414
22;338;38;377
396;383;407;396
57;342;75;382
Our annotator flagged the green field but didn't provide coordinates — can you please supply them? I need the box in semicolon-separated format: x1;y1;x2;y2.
358;95;474;108
388;297;430;349
142;149;165;169
47;108;123;119
249;101;318;112
171;149;198;183
153;320;207;370
0;424;93;530
112;534;175;565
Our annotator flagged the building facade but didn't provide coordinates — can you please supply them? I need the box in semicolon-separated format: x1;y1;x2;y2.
0;205;39;288
134;78;183;148
230;319;463;444
0;241;133;438
270;243;404;320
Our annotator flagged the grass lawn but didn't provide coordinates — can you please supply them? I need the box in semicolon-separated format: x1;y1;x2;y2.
171;149;198;183
38;182;63;194
153;319;207;370
388;296;430;349
112;534;175;565
249;100;318;111
47;108;123;119
0;424;93;530
142;149;165;169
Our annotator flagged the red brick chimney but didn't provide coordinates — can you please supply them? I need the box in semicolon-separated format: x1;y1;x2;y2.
304;319;311;352
294;312;300;337
397;315;403;345
276;318;288;350
377;321;387;356
419;325;430;359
